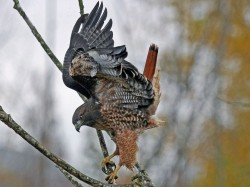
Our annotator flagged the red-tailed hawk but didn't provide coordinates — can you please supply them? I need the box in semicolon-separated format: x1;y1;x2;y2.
63;1;161;183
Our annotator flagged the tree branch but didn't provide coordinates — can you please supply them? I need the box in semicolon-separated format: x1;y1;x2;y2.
97;130;116;175
0;105;135;187
133;163;154;187
0;106;100;186
12;0;62;72
78;0;84;15
217;97;250;108
12;0;114;178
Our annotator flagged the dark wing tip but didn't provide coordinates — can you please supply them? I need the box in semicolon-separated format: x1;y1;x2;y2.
104;19;113;31
70;14;88;44
94;1;100;11
70;1;114;50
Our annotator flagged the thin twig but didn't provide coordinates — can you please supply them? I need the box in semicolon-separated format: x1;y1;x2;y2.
0;105;134;187
12;0;62;72
97;130;110;160
97;130;116;175
217;97;250;108
78;0;84;15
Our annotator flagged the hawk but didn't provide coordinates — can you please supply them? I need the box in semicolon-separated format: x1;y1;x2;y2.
63;1;161;183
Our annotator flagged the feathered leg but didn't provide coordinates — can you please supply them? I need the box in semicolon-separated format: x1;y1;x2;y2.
104;129;138;183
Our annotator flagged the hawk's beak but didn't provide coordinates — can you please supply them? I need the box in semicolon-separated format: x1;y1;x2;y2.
74;120;83;132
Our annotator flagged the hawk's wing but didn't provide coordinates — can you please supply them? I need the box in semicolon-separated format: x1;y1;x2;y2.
65;1;154;109
70;45;154;109
63;2;114;98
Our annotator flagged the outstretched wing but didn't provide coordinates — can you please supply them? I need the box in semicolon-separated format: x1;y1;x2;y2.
70;45;154;109
64;1;154;108
63;2;114;98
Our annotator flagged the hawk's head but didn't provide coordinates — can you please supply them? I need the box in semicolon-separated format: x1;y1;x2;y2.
72;98;101;132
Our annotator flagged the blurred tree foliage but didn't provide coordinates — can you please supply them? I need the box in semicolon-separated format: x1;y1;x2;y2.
165;0;250;186
189;1;250;187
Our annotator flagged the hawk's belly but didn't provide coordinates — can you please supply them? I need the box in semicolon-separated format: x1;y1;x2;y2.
94;104;149;131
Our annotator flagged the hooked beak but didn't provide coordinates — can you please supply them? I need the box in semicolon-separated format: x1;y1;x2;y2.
74;120;83;132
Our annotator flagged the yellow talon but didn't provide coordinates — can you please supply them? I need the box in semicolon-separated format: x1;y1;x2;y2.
105;165;121;183
101;154;115;169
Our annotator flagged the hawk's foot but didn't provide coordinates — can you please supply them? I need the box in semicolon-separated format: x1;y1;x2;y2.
101;154;116;174
105;165;121;184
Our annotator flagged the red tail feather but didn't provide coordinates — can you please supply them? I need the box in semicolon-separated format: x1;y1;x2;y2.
143;44;158;81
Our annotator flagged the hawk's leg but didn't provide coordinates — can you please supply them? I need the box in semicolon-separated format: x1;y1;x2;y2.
105;130;139;183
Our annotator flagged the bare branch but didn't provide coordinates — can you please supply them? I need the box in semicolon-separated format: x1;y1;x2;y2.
0;105;136;187
217;97;250;108
0;106;100;186
97;130;116;175
12;0;62;72
78;0;84;15
133;163;154;187
12;0;113;177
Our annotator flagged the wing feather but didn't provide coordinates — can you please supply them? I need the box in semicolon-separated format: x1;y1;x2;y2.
63;2;115;98
65;1;155;108
85;3;103;39
70;46;154;108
